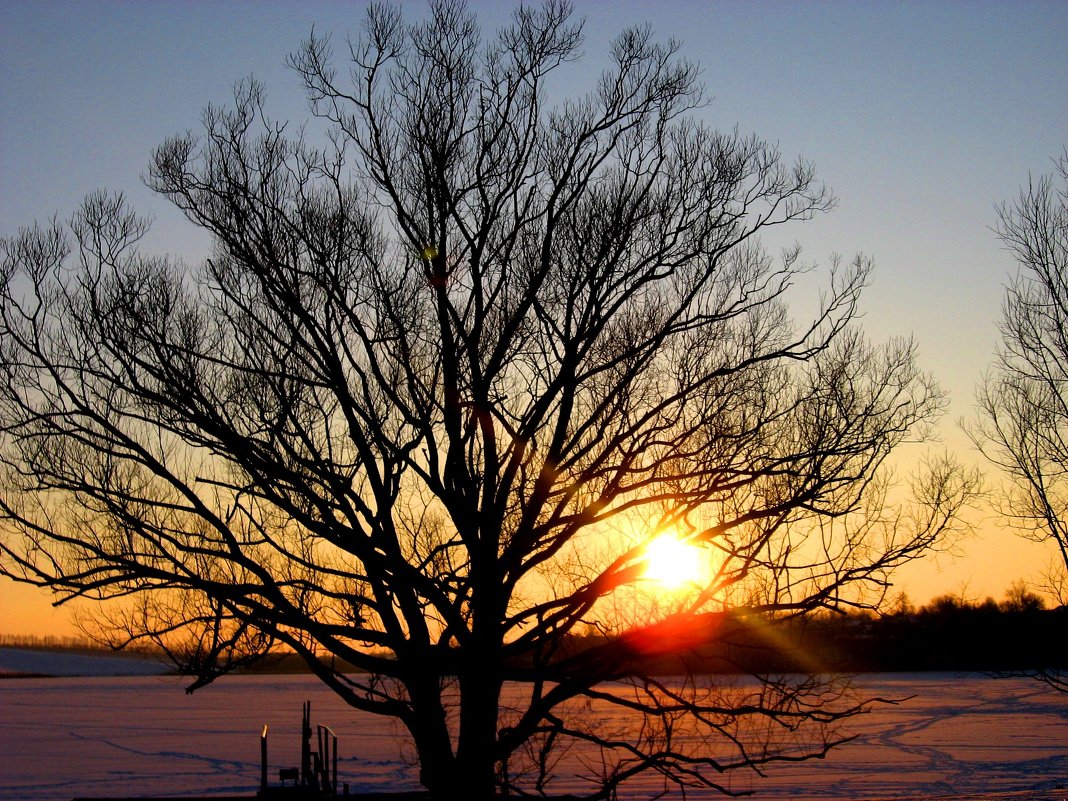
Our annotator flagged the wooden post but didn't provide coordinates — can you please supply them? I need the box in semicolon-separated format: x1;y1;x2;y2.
317;724;338;795
331;730;338;795
260;724;268;794
316;725;324;790
301;701;311;788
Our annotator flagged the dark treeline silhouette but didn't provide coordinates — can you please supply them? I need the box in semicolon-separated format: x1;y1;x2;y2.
0;633;96;650
6;585;1063;677
554;588;1068;677
765;603;1065;675
0;632;161;654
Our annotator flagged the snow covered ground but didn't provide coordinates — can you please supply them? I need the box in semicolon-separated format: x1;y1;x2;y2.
0;665;1065;800
0;647;171;678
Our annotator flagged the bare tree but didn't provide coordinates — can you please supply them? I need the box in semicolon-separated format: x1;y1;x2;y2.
1038;559;1068;606
1000;579;1047;613
972;151;1068;695
973;151;1068;583
1;2;975;798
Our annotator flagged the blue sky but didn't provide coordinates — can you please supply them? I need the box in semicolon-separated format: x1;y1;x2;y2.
1;0;1066;634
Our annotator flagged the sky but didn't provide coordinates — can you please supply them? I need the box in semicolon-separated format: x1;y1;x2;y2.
1;0;1066;636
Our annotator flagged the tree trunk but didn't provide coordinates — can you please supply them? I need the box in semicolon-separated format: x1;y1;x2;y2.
405;676;458;799
455;666;503;800
406;661;501;800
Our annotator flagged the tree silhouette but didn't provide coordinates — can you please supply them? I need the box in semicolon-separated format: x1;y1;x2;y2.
974;151;1068;584
972;150;1068;694
1;2;975;797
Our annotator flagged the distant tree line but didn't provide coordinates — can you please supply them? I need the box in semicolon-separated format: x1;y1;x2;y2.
0;633;98;650
779;591;1065;675
4;583;1065;678
0;632;159;652
555;583;1068;676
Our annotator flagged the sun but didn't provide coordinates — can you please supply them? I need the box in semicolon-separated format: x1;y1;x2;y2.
642;534;707;590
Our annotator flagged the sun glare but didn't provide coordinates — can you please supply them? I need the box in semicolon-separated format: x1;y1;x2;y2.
642;534;707;590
